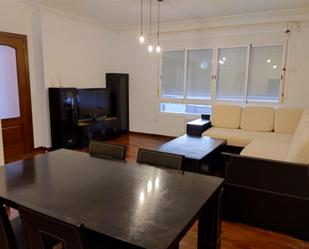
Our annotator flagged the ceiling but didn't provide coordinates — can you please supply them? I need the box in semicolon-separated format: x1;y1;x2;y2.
14;0;309;28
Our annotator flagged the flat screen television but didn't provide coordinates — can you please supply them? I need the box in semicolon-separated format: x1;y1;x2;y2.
77;88;111;119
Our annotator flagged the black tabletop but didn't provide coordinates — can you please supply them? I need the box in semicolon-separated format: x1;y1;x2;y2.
0;149;223;249
158;135;225;160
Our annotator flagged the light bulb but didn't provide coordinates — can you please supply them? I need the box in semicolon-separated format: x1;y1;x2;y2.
156;45;161;53
139;35;145;44
148;44;154;53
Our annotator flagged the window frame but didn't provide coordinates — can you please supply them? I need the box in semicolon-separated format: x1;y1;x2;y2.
158;42;287;117
213;44;250;105
245;43;287;105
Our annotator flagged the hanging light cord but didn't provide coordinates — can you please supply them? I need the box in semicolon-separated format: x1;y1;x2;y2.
149;0;152;40
140;0;143;35
157;0;160;45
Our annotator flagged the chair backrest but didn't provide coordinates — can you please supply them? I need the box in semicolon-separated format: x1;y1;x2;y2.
0;205;17;249
19;207;85;249
137;149;183;170
89;141;127;161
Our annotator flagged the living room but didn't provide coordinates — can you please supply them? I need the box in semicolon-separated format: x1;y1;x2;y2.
0;1;309;249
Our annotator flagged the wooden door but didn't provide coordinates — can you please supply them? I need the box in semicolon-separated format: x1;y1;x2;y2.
0;32;34;162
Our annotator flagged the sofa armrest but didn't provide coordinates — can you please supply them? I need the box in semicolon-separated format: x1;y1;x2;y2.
201;114;211;120
186;118;211;136
224;153;309;199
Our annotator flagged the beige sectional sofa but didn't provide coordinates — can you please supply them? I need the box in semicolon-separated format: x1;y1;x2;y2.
201;104;309;240
203;104;309;164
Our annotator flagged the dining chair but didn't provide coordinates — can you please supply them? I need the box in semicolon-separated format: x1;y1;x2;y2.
89;141;127;161
19;207;86;249
0;204;17;249
0;205;28;249
137;148;184;170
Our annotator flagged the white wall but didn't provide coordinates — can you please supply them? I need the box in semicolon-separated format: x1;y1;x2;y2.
40;9;117;88
285;21;309;108
0;4;119;151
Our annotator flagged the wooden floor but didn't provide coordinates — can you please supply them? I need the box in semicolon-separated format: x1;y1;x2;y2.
6;132;309;249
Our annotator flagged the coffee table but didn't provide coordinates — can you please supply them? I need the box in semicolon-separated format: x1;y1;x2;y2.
158;135;226;173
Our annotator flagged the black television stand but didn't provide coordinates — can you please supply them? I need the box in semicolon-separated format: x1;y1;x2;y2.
77;117;120;147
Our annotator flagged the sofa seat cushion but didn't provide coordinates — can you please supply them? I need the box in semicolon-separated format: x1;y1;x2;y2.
241;106;274;132
203;127;293;147
211;104;242;129
240;139;290;161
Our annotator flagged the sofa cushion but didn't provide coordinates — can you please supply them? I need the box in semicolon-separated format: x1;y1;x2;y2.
274;108;303;134
211;104;242;129
241;139;290;161
240;106;274;132
203;127;293;147
287;110;309;164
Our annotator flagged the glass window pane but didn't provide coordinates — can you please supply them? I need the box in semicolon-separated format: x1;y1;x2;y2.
0;45;20;119
186;49;212;100
160;103;211;115
216;47;247;101
248;45;283;103
162;51;185;98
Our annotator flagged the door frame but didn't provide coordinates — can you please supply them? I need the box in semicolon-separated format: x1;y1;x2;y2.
0;31;34;153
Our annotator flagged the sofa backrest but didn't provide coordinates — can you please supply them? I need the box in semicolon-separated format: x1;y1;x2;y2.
287;109;309;164
240;106;274;132
274;108;303;134
211;105;242;129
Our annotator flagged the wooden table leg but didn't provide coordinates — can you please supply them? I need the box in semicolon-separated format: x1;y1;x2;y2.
198;188;223;249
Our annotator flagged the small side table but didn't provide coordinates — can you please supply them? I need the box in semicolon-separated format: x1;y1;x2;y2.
187;118;211;137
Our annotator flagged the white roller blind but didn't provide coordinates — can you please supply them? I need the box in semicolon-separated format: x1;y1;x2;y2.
248;45;283;103
162;51;185;98
216;47;247;101
186;49;212;100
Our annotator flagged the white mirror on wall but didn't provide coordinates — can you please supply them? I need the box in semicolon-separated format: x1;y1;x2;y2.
0;45;21;119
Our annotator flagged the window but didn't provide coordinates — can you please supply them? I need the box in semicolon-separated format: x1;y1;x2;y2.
160;44;285;115
160;103;211;115
248;45;283;103
0;45;20;119
216;47;247;101
186;49;212;100
162;50;185;98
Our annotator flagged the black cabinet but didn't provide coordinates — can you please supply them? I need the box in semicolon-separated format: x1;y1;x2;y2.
49;75;129;149
77;117;120;147
106;73;129;132
49;88;78;150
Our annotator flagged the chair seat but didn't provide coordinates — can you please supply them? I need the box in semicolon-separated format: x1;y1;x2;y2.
11;216;28;249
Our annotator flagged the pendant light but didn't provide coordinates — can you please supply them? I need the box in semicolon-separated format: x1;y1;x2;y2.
139;0;145;44
148;0;154;53
156;0;162;53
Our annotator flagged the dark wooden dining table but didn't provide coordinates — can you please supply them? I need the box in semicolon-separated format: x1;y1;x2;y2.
0;149;224;249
